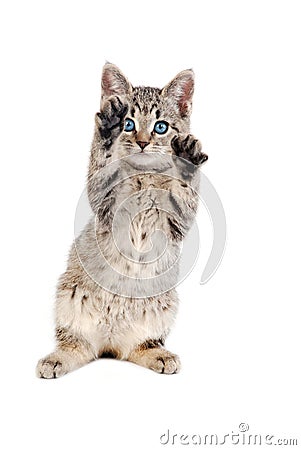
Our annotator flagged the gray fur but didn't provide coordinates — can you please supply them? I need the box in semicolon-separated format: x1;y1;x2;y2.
36;63;208;378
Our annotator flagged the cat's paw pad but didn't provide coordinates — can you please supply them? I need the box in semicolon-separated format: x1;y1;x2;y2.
97;96;128;139
171;134;208;166
149;352;181;374
36;356;65;379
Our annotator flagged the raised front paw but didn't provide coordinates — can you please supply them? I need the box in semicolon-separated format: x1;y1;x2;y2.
171;134;208;166
96;95;128;141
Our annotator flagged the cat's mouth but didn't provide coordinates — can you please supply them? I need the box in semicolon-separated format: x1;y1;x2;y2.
124;152;173;172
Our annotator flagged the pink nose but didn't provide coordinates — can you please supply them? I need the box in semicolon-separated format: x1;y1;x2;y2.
137;141;149;150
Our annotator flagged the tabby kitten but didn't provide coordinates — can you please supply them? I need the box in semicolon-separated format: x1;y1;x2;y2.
36;63;208;378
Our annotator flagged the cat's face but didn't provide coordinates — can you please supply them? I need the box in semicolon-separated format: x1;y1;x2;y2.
98;64;194;167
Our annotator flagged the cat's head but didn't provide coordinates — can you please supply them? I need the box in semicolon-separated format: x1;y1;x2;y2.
97;63;194;166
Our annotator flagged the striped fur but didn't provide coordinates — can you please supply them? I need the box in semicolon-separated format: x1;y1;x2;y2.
36;63;207;378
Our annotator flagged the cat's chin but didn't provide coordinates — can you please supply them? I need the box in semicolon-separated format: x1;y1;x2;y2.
124;152;173;172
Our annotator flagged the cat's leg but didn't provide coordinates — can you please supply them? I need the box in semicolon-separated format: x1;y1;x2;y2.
127;341;181;375
88;95;128;217
36;326;96;379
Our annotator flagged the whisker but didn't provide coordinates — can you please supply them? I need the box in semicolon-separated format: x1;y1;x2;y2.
150;147;169;154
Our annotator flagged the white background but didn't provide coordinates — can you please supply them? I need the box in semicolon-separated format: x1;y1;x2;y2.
1;1;300;449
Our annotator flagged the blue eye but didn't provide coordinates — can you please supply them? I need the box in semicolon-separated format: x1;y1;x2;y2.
124;118;135;132
154;121;169;134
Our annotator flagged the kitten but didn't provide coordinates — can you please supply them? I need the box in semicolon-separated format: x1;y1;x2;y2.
36;63;208;378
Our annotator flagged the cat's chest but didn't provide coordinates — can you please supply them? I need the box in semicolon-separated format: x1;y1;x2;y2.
114;174;172;251
129;174;172;217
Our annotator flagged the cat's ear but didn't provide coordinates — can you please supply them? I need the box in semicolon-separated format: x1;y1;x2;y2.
162;69;194;118
101;63;132;99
